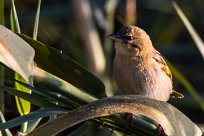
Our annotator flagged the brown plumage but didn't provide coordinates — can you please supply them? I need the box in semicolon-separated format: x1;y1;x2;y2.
108;25;183;101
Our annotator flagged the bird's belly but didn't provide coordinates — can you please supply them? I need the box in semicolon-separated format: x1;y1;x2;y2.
113;60;172;101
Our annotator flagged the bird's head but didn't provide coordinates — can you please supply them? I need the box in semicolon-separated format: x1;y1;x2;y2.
107;26;154;57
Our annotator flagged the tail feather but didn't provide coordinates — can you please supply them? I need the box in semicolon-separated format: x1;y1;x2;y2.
170;90;184;98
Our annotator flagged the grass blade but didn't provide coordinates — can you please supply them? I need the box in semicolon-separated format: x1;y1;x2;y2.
33;0;41;40
71;0;106;77
26;118;41;133
11;0;20;33
166;60;204;111
0;107;68;130
15;80;78;109
0;0;5;115
172;1;204;60
0;111;12;136
34;67;98;104
0;0;4;25
0;85;57;108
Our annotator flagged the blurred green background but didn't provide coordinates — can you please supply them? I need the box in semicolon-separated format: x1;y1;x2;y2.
1;0;204;133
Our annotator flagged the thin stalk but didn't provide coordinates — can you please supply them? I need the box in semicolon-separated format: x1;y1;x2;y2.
71;0;106;78
103;0;119;96
33;0;41;40
0;0;5;114
172;1;204;60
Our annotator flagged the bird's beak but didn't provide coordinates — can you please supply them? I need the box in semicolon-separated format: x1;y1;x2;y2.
107;33;123;43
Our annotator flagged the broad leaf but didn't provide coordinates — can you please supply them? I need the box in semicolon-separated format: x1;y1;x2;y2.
0;25;35;82
18;34;106;99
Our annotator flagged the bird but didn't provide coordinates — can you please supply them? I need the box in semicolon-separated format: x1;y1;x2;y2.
107;25;183;102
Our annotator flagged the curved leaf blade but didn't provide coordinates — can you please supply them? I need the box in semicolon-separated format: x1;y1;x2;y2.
33;67;98;104
0;85;57;108
15;80;78;109
0;107;68;130
28;95;202;136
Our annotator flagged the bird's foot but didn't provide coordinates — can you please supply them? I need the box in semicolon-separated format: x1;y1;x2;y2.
125;112;133;127
156;124;167;136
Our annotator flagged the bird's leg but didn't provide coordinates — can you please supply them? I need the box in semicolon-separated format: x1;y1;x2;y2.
125;112;133;127
156;124;167;136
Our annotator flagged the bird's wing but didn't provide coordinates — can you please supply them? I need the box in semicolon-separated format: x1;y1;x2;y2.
153;51;172;80
153;51;184;98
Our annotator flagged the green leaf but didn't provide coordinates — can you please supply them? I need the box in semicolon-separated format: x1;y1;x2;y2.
26;118;41;134
33;0;41;40
15;80;79;109
0;0;4;25
0;0;5;115
33;67;98;104
17;34;106;99
172;1;204;60
166;60;204;111
0;85;57;108
9;9;14;31
15;74;31;116
11;0;20;33
0;107;68;130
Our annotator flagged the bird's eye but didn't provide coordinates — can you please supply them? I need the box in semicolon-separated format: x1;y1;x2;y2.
125;36;134;40
131;44;139;48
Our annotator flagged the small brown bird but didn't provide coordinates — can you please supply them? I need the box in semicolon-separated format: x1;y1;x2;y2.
108;25;183;101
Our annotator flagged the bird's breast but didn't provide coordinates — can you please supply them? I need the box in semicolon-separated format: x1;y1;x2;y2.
113;56;172;101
